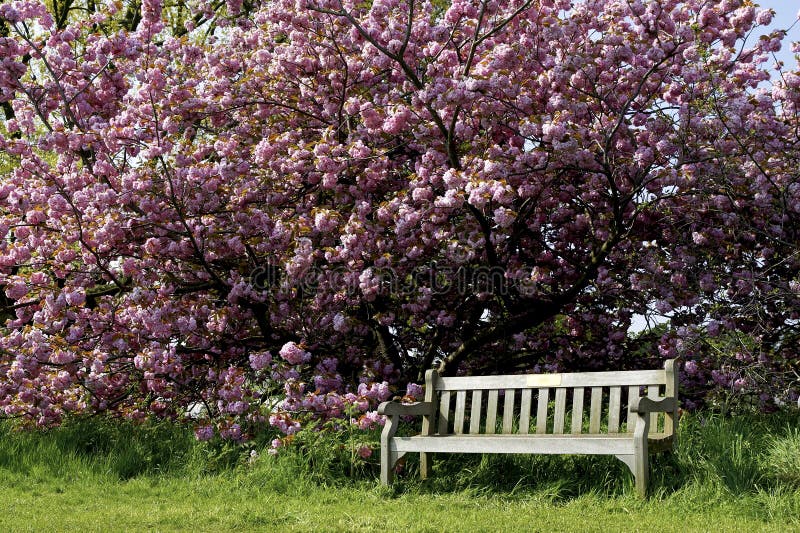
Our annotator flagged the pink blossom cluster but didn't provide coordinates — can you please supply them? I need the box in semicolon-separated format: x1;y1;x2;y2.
279;342;311;365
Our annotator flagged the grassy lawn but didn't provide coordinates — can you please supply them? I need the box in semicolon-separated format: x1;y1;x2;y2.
0;413;798;532
2;477;795;532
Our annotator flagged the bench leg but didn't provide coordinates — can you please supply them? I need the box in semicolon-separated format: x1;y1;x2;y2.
633;450;649;498
633;419;650;498
420;452;430;480
380;449;406;485
381;449;395;485
380;415;401;485
615;453;648;498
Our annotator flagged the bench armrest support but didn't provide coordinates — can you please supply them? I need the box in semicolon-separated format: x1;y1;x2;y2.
630;396;676;414
379;401;436;457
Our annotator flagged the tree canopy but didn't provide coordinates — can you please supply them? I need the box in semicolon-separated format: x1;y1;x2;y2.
0;0;798;438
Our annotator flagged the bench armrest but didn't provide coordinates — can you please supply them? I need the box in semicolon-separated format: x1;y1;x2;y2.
630;396;677;414
379;401;435;447
378;401;434;417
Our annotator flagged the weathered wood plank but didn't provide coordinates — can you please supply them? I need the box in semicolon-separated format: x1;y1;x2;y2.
421;369;437;436
663;359;679;436
571;387;585;434
553;388;567;434
627;386;639;433
589;387;603;434
435;370;666;391
438;391;451;435
454;390;467;435
502;389;516;434
519;389;532;434
392;434;636;455
648;385;660;431
536;388;549;434
419;369;438;479
469;390;483;434
608;386;621;433
486;390;499;434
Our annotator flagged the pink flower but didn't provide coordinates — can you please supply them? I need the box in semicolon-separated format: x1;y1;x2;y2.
5;281;28;300
383;107;411;135
226;0;243;16
493;207;515;228
406;382;423;400
279;342;311;365
355;410;385;430
194;425;214;441
248;351;272;371
314;211;338;233
332;313;347;332
219;422;242;440
141;0;162;24
64;289;85;306
357;445;372;459
755;9;773;26
692;232;708;245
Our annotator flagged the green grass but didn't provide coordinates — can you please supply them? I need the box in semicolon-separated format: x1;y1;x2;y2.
0;412;798;531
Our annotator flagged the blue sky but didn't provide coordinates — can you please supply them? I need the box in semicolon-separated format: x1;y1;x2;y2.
757;0;799;71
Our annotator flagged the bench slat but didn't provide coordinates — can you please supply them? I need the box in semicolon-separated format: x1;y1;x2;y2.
503;389;516;434
438;391;451;435
608;386;621;433
648;385;660;431
435;370;666;391
469;390;483;434
553;388;567;434
519;389;532;434
664;360;678;436
571;387;585;434
589;387;602;434
536;388;549;434
486;390;499;434
627;386;639;433
454;390;467;435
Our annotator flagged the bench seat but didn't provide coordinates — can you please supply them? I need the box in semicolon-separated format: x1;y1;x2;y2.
390;432;675;455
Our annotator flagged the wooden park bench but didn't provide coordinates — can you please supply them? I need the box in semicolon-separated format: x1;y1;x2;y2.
378;359;678;497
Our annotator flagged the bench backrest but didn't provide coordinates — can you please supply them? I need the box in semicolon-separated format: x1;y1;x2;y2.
421;360;678;437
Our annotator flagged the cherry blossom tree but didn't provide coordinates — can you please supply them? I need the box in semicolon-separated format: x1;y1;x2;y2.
0;0;797;438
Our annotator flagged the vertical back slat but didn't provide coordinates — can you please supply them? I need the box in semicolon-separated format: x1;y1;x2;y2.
419;369;438;480
664;360;678;436
608;386;621;433
454;390;467;434
502;389;516;434
589;387;603;434
485;390;499;434
536;388;549;434
571;387;585;434
421;370;437;437
553;388;567;434
627;386;639;433
519;389;532;434
648;385;660;431
438;391;451;435
469;390;483;434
